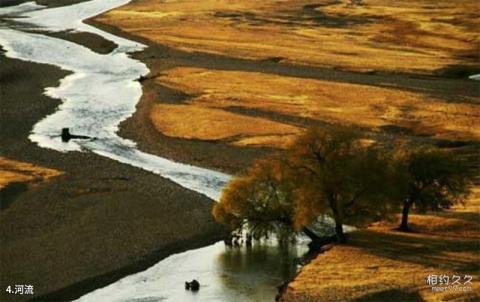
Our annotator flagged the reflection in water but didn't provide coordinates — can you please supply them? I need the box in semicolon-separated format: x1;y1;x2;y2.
76;240;309;302
215;242;305;298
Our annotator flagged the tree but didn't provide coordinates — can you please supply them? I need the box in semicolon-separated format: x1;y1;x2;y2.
212;156;298;242
213;126;397;244
394;147;472;231
287;127;396;242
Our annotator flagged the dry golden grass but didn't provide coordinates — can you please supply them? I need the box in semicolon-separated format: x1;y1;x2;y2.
0;157;62;189
281;190;480;302
97;0;479;74
150;104;300;148
454;187;480;213
149;67;479;147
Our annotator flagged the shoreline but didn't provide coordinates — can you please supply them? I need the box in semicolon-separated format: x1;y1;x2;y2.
0;52;227;302
31;235;223;301
0;15;227;302
87;7;479;302
87;14;479;301
1;1;478;301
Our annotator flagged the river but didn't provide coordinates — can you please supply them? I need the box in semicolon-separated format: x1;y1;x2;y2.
0;0;229;201
0;1;311;301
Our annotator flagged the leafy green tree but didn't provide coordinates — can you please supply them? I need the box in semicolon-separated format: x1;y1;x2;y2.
394;147;472;231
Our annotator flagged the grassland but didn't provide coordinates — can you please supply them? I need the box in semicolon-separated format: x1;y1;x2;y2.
0;157;62;210
0;157;62;189
97;0;479;74
150;67;479;148
94;0;479;157
91;2;480;301
1;0;476;301
280;189;480;302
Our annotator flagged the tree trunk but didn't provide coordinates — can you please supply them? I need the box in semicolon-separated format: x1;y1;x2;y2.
335;221;346;243
328;195;346;243
302;227;321;242
399;201;412;231
303;227;336;251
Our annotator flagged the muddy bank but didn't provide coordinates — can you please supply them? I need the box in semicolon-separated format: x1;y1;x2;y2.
0;53;226;301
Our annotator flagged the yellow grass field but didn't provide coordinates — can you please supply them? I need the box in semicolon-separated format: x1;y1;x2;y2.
280;188;480;302
93;2;480;301
150;67;480;147
97;0;479;74
0;157;62;189
150;104;301;148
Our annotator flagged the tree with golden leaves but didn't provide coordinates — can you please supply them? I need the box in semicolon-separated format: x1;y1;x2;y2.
214;126;397;243
287;127;396;242
213;155;297;242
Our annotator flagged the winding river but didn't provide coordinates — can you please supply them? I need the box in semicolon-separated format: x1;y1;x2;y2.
0;1;310;301
0;0;229;201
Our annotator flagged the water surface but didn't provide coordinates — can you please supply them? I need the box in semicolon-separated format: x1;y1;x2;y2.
76;240;309;302
0;2;309;301
0;0;229;201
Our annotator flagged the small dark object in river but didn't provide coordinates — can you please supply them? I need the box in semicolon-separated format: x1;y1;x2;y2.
136;75;148;82
61;128;91;142
185;279;200;291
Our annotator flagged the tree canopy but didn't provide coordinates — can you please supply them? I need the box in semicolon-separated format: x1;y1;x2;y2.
394;147;472;231
286;127;397;242
213;126;476;243
213;126;398;243
212;155;296;241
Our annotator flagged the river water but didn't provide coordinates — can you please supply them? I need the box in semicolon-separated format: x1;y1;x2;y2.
0;1;310;301
0;0;229;201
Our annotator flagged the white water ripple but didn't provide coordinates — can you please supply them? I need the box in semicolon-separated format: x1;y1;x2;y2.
0;1;230;200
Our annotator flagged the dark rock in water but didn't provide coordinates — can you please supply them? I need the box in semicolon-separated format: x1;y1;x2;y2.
185;279;200;291
136;75;148;82
61;128;70;142
136;73;158;82
61;128;91;142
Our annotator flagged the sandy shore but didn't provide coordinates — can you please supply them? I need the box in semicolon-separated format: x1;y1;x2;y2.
0;25;225;302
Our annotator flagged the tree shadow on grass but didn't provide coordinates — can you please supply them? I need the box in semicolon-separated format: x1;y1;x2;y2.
436;211;480;224
348;229;480;274
353;289;424;302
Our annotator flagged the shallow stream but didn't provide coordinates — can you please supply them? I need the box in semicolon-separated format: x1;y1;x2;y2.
0;2;311;301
